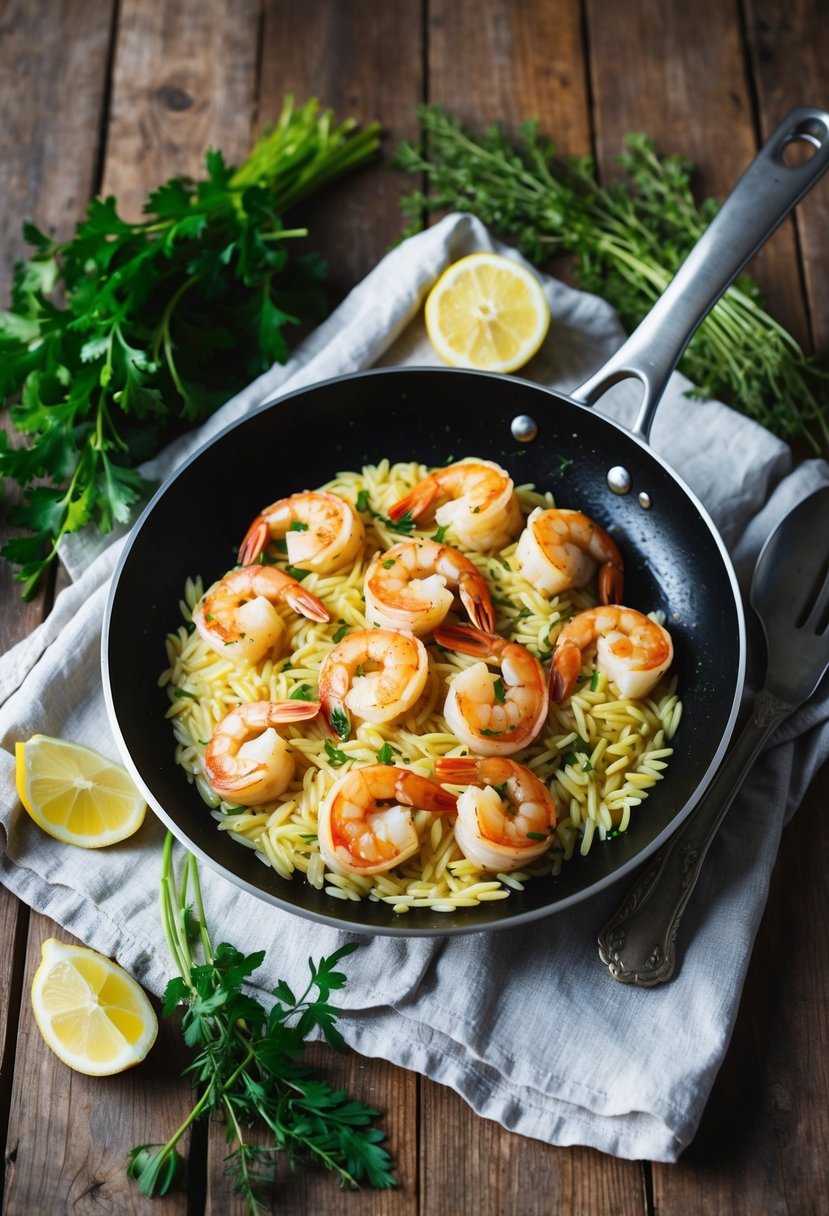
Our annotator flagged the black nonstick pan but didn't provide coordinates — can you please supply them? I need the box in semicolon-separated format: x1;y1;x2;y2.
103;107;829;935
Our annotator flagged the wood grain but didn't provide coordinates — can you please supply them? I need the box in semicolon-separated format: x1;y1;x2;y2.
3;916;193;1215
0;0;116;646
102;0;261;220
586;0;811;349
258;0;424;298
745;0;829;352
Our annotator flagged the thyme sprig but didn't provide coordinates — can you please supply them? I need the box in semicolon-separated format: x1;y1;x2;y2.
395;104;829;451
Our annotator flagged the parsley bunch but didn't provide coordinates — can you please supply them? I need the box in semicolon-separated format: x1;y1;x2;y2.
127;834;396;1211
395;105;829;451
0;96;380;597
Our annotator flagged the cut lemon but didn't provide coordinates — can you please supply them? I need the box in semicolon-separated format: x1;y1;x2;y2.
424;252;551;373
31;938;158;1076
15;734;146;848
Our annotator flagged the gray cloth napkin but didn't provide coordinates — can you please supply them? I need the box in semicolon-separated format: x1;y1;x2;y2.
2;213;828;1162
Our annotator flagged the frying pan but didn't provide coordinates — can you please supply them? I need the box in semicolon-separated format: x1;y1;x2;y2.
103;107;829;936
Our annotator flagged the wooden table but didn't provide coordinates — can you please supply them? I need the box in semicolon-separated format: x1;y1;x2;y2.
2;2;827;1212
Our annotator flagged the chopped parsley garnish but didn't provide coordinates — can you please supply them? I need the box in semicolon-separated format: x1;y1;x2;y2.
431;524;448;543
173;688;197;700
288;519;309;531
376;742;399;765
332;623;349;643
285;564;310;580
289;683;315;701
526;831;549;841
355;489;371;512
492;677;507;703
329;707;351;741
324;739;350;767
382;558;396;569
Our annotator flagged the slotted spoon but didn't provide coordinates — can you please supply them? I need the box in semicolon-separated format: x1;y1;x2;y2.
598;484;829;985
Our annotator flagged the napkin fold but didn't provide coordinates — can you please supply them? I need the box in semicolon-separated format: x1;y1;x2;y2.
2;213;828;1163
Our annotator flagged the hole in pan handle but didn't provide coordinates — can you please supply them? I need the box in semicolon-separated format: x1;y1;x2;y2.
570;105;829;444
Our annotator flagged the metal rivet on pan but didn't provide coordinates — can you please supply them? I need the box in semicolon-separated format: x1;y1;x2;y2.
638;491;652;509
607;466;632;495
511;414;538;442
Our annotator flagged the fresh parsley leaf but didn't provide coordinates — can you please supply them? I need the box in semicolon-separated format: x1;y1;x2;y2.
329;707;350;741
324;739;350;767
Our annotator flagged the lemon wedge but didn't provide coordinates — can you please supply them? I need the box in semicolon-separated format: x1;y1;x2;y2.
31;938;158;1075
424;252;551;373
15;734;146;848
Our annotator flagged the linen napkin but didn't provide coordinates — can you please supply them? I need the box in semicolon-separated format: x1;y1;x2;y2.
2;213;828;1163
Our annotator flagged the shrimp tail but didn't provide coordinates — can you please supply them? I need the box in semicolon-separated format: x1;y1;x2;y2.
459;575;497;633
549;639;582;703
388;480;436;522
282;583;331;623
269;700;322;724
434;755;482;784
396;771;458;815
237;514;269;565
433;622;498;658
599;562;624;605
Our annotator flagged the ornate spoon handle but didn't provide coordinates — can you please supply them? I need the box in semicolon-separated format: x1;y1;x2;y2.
597;689;793;985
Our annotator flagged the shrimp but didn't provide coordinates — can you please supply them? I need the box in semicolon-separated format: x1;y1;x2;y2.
364;538;496;637
516;507;624;603
434;623;549;756
204;699;321;806
192;564;330;665
237;490;365;572
550;605;673;702
318;627;429;737
434;755;557;872
318;764;458;876
387;459;522;551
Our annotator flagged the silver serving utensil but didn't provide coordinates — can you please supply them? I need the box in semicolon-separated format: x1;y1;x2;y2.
598;484;829;985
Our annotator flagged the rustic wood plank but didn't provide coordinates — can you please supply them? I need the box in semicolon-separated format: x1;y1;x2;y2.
257;0;424;298
0;0;116;649
101;0;261;221
653;765;829;1214
0;2;115;1202
420;1076;647;1216
428;0;591;152
205;1045;417;1214
745;0;829;352
3;916;193;1215
2;3;263;1211
586;0;811;350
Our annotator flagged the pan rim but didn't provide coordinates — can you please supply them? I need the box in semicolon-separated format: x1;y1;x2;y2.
101;365;747;936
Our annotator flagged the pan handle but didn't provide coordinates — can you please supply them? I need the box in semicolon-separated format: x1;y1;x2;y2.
570;106;829;442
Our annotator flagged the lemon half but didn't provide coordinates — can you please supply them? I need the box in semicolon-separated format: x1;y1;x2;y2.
31;938;158;1076
15;734;146;848
425;252;551;373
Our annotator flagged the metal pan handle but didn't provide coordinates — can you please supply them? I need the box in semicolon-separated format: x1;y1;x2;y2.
570;106;829;441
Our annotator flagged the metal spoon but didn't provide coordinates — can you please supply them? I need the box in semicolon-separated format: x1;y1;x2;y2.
597;484;829;985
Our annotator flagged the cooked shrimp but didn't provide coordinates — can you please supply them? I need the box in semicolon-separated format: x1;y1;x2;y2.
192;564;330;665
434;623;549;756
318;764;458;876
204;699;321;806
387;459;522;551
318;627;429;737
364;538;496;637
435;755;557;872
550;605;673;702
237;490;365;572
516;507;624;603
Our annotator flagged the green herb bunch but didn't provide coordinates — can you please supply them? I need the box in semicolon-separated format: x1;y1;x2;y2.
0;96;380;598
395;104;829;450
128;835;395;1212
